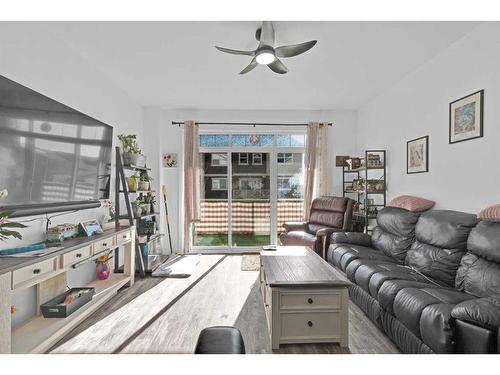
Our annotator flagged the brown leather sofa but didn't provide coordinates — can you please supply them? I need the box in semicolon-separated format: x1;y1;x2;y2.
280;196;355;258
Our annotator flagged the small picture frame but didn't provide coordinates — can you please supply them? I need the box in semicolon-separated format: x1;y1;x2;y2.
163;153;178;168
449;90;484;144
79;220;103;237
407;136;429;174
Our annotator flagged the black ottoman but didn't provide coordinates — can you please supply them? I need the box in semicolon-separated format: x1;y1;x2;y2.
195;326;246;354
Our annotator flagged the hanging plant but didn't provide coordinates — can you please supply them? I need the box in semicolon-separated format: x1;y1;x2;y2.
0;190;27;241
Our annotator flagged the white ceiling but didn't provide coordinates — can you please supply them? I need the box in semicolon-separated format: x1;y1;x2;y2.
42;21;479;111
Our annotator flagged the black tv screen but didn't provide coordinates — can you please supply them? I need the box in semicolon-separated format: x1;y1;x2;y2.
0;75;113;215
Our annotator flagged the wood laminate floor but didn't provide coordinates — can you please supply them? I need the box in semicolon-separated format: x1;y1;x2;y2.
52;255;399;354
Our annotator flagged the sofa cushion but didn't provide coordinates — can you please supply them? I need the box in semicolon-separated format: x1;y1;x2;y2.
451;297;500;330
467;221;500;263
351;262;427;296
377;279;438;314
328;243;394;272
415;210;478;250
388;195;435;212
393;287;474;353
371;227;414;263
405;210;478;287
367;265;436;299
376;207;421;237
455;253;500;298
406;241;466;287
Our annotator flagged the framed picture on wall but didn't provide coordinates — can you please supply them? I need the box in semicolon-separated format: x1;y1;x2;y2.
407;136;429;174
449;90;484;144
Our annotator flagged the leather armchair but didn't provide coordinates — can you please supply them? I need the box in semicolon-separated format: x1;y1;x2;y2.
280;196;355;258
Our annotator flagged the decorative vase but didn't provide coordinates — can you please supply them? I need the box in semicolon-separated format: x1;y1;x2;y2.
133;205;142;217
140;204;149;215
127;176;138;192
138;181;149;191
96;261;110;280
123;153;147;167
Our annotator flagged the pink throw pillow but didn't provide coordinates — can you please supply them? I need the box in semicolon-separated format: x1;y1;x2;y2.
388;195;435;212
478;204;500;222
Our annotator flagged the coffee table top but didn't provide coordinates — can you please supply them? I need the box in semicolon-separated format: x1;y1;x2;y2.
260;246;350;288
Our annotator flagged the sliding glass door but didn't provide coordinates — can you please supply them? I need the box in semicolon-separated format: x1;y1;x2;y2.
193;132;305;251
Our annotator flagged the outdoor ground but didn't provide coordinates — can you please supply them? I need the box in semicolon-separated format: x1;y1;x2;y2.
194;234;275;247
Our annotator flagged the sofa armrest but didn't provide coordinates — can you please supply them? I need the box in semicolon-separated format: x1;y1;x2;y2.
316;227;342;237
283;221;308;232
451;296;500;331
330;231;372;247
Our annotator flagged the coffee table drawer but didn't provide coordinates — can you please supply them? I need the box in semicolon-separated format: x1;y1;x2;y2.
12;258;58;289
280;311;341;340
61;245;93;267
280;291;341;310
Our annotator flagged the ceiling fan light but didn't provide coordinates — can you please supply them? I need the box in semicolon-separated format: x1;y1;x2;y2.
256;51;275;65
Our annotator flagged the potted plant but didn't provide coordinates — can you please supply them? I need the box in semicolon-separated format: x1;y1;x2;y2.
143;193;157;214
0;189;27;241
127;172;140;192
132;198;144;218
138;170;153;191
117;134;147;167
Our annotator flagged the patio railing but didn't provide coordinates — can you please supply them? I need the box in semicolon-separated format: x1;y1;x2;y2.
195;199;304;235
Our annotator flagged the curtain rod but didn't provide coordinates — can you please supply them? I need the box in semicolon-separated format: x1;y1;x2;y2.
171;121;333;127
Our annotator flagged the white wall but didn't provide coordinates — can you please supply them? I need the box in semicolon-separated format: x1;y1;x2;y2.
143;108;357;252
0;23;144;327
356;23;500;213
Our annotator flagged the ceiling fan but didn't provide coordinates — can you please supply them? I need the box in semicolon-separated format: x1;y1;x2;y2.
215;21;317;74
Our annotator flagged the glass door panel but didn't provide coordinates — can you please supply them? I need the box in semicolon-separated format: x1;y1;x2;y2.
231;152;271;247
277;152;305;243
194;152;229;247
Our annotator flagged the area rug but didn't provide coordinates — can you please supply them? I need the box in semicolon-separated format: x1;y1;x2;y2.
241;254;260;271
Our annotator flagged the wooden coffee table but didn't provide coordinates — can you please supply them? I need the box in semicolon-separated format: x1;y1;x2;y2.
260;246;350;350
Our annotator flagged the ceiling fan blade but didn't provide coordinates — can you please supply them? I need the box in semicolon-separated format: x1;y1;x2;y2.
275;40;317;58
215;46;255;56
268;58;288;74
259;21;275;47
239;58;258;74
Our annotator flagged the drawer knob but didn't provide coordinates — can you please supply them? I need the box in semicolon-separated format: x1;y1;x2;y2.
308;298;314;304
123;235;127;239
307;321;313;327
76;253;82;258
33;268;41;274
102;242;107;246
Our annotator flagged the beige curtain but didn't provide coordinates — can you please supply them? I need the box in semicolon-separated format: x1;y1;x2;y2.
183;120;200;253
304;122;330;219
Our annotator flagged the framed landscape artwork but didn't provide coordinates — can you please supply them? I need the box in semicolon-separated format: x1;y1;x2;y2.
407;136;428;174
449;90;484;144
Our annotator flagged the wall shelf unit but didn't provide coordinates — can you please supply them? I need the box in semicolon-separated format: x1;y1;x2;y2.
342;150;387;233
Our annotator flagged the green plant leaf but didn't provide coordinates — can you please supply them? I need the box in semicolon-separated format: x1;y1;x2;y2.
1;222;27;228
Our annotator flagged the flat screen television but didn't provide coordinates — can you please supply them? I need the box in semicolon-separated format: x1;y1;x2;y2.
0;75;113;217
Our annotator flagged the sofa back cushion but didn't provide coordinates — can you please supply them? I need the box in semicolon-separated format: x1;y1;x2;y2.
456;221;500;297
307;196;352;233
407;210;478;286
371;207;420;263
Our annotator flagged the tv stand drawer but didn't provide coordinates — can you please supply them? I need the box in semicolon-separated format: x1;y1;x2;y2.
12;258;58;289
61;245;93;267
